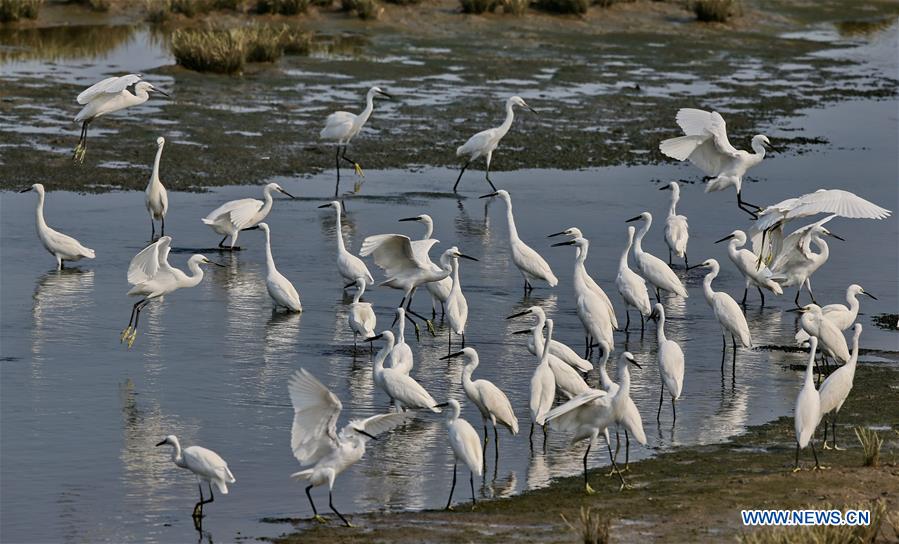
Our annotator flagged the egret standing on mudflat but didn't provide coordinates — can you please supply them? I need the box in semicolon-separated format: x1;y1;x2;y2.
626;212;688;301
819;324;862;450
694;259;752;372
795;285;875;344
202;183;295;250
318;201;374;290
145;136;169;241
258;223;302;312
616;226;652;332
483;190;558;293
454;96;536;192
155;435;235;520
661;182;689;268
348;279;376;349
443;399;483;509
320;86;392;197
73;74;169;163
659;108;773;216
651;303;684;424
288;368;408;526
798;304;850;364
769;216;843;306
793;337;823;471
715;230;782;307
20;184;95;270
398;214;452;318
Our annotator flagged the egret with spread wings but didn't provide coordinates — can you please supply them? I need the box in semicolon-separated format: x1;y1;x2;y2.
202;183;295;250
768;216;843;306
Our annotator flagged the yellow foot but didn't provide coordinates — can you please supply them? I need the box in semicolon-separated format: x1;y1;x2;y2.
585;483;595;495
619;482;633;492
353;180;363;194
72;145;86;164
312;515;327;524
120;327;132;343
792;466;802;473
127;330;137;349
622;465;631;473
445;505;455;511
822;442;832;450
413;322;421;342
425;320;436;336
605;469;616;478
353;163;364;177
345;522;356;528
812;465;830;471
833;445;845;451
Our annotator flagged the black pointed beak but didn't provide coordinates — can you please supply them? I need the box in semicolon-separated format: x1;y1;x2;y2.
318;203;331;208
365;333;384;342
715;234;735;244
205;260;226;267
829;232;845;241
658;185;671;191
627;357;642;369
863;291;877;300
18;187;32;193
152;87;170;98
765;143;780;153
458;254;478;261
377;91;393;99
398;217;419;222
155;440;166;447
440;351;465;360
686;263;703;271
526;106;538;115
512;329;532;335
279;189;296;199
479;192;499;199
547;231;567;238
625;215;642;223
506;310;531;319
551;240;576;247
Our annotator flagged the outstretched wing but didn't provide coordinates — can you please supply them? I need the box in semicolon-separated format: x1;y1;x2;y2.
360;234;426;280
288;369;342;466
127;236;171;285
77;74;142;105
789;189;891;221
771;216;835;273
672;109;740;174
343;412;411;442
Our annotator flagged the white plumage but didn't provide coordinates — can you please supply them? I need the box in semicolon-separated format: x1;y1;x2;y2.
769;216;840;306
156;434;235;518
524;315;590;399
399;214;453;317
145;136;169;240
348;279;376;347
508;306;593;372
698;259;752;353
445;251;470;347
662;181;689;267
488;190;558;291
371;331;441;412
203;183;294;249
21;183;95;270
793;337;823;471
652;303;684;423
319;201;374;289
795;285;875;344
548;227;618;329
715;229;782;306
443;399;483;509
818;324;862;450
529;318;558;430
626;212;688;299
258;223;302;312
616;226;652;331
389;307;414;375
798;304;850;364
609;351;648;468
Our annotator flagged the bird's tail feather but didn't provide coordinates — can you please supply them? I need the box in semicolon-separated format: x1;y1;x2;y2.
290;469;314;481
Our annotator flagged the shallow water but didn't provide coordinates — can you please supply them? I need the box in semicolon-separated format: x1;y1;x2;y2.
1;90;897;541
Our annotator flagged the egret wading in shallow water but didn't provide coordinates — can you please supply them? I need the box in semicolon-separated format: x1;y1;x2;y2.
145;136;169;241
454;96;536;192
202;183;295;250
693;259;752;373
651;303;684;424
445;251;471;351
715;230;782;307
626;212;688;302
369;331;442;412
348;279;376;350
288;369;408;526
320;86;392;197
155;435;235;520
120;236;222;348
769;216;843;307
258;223;302;312
548;227;618;328
20;184;96;270
795;285;875;344
819;324;862;450
318;201;374;290
506;306;593;372
659;108;774;217
798;304;850;364
389;307;413;374
398;214;452;318
482;190;558;293
516;315;589;400
443;399;483;510
442;348;518;463
660;182;689;268
616;226;652;332
793;337;823;471
73;74;169;163
608;350;647;471
527;318;557;447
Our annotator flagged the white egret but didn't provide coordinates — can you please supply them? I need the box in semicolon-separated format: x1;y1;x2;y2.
73;74;169;163
769;216;843;306
288;368;408;526
547;227;618;329
506;306;593;372
798;304;850;364
482;190;558;293
714;230;782;307
625;212;688;301
19;183;95;270
389;307;413;374
651;303;684;423
659;108;773;216
527;318;557;446
694;259;751;371
660;181;689;268
369;331;442;412
445;251;470;351
454;96;536;192
398;214;452;318
145;136;169;241
203;183;296;250
120;236;221;348
155;435;235;519
441;348;518;461
609;351;647;471
819;324;862;450
443;399;483;509
320;86;392;196
318;201;374;289
258;223;302;312
795;285;875;344
348;279;376;349
793;337;823;471
616;226;652;332
514;317;590;399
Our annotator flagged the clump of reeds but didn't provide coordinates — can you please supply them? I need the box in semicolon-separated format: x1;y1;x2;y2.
342;0;380;19
459;0;495;14
691;0;739;22
280;27;313;54
255;0;310;14
561;507;610;544
0;0;43;22
855;426;884;467
740;500;887;544
145;0;240;22
244;25;285;62
535;0;587;14
501;0;528;14
171;27;247;73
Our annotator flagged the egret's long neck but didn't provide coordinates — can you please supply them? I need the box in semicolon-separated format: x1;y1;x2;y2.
702;268;717;305
846;292;860;318
598;354;612;390
35;191;47;231
450;259;461;294
150;145;163;187
657;313;668;343
633;220;650;255
421;220;433;240
373;340;393;372
813;235;829;262
803;349;816;387
357;93;375;128
497;101;515;137
396;314;406;344
617;361;631;397
668;191;679;217
334;208;347;253
133;87;151;106
170;440;184;466
619;234;632;271
503;199;520;242
264;229;276;272
751;139;767;158
539;327;552;364
462;360;476;383
353;282;365;304
849;330;861;367
184;260;205;288
728;239;741;260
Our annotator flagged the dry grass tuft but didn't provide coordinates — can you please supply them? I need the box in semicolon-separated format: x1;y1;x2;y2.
740;500;887;544
0;0;43;22
341;0;381;18
255;0;310;14
535;0;588;14
501;0;528;14
561;507;610;544
171;27;247;73
854;426;883;467
691;0;739;22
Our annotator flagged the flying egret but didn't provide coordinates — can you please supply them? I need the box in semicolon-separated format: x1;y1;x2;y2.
650;303;684;423
694;259;751;371
454;96;536;192
659;108;773;216
527;318;557;446
73;74;169;163
318;201;374;289
202;183;295;250
320;86;392;196
626;212;688;301
441;348;518;462
793;337;823;471
288;368;408;526
19;184;95;270
714;230;783;307
482;190;558;293
155;435;235;520
660;182;689;268
145;136;169;241
445;251;470;352
120;236;221;348
798;304;850;364
369;331;442;412
348;279;376;350
819;324;862;450
258;223;302;312
616;226;652;332
506;306;593;372
398;214;452;318
389;307;413;375
515;317;590;399
795;285;875;344
609;351;647;471
443;399;483;509
547;227;618;329
769;216;843;306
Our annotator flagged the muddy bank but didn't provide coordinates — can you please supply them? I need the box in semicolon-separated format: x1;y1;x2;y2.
267;364;899;543
0;0;897;192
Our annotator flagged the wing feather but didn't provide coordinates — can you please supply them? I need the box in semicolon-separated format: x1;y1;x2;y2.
127;236;171;285
77;74;142;104
288;369;342;466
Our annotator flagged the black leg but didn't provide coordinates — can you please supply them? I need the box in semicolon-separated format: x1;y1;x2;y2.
810;440;820;470
806;280;817;305
193;483;205;517
161;215;165;237
624;430;631;469
150;215;155;241
493;425;499;465
453;161;471;192
461;333;465;348
640;314;645;333
794;442;800;470
469;471;476;506
671;398;676;425
445;460;457;509
683;253;688;270
656;288;661;303
657;383;664;423
794;287;802;308
757;286;765;307
624;310;630;331
668;248;672;265
737;191;759;219
218;235;228;248
305;484;320;519
335;145;341;197
582;441;591;491
485;161;497;192
741;287;748;306
529;422;534;450
329;490;350;527
832;416;838;449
